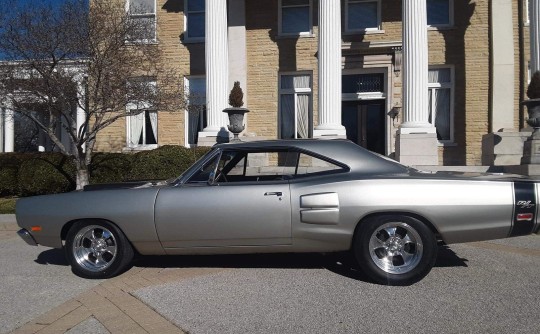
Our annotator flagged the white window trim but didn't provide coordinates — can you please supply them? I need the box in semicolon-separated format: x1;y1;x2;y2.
344;0;382;34
184;75;206;148
278;0;314;37
427;0;454;29
184;0;205;43
278;71;313;139
428;65;455;145
126;0;157;44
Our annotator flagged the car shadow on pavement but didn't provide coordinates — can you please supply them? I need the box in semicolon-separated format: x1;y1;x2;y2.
35;248;68;266
131;245;468;284
32;246;467;283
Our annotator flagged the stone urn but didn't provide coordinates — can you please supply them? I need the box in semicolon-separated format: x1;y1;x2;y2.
524;99;540;139
223;107;249;142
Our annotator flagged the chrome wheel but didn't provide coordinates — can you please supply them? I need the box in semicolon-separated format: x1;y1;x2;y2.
368;222;423;274
72;225;117;272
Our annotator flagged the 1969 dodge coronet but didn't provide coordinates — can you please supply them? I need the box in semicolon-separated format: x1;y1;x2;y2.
16;139;540;285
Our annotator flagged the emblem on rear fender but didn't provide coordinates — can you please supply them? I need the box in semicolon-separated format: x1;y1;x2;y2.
516;200;535;209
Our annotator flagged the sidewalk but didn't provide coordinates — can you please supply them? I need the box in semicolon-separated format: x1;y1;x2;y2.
0;214;17;231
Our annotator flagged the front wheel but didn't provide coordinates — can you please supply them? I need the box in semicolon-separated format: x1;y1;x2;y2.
65;221;134;279
353;215;438;286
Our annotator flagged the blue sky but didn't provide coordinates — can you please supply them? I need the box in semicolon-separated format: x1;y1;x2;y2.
0;0;89;60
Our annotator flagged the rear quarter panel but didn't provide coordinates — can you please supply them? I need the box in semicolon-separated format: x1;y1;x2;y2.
290;177;514;250
16;187;164;255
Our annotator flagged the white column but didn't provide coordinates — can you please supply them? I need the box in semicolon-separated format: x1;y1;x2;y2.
400;0;432;130
489;0;515;131
531;0;540;74
396;0;438;165
202;0;229;137
0;108;4;153
314;0;346;137
4;107;15;153
76;75;86;152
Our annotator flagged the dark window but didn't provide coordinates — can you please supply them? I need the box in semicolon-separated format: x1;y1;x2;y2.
427;0;451;26
186;0;205;39
281;0;311;35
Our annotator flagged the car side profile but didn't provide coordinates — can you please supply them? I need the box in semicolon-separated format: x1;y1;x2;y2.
16;139;540;285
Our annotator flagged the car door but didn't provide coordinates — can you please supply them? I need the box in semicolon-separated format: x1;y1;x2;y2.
154;149;292;249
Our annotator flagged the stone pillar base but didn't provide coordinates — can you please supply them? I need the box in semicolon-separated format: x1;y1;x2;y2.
521;131;540;164
197;129;230;147
481;130;531;165
396;132;439;166
313;128;347;139
503;164;540;176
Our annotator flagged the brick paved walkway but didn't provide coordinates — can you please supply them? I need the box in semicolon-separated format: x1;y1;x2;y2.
12;265;224;333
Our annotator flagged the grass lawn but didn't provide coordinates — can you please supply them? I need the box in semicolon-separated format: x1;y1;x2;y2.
0;198;17;214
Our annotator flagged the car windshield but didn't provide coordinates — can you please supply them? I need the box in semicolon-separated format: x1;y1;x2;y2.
173;148;219;184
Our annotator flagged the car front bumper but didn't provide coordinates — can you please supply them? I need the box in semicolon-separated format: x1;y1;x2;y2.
17;229;38;246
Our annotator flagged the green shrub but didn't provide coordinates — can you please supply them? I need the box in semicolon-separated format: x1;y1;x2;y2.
89;152;134;184
18;153;76;196
128;145;210;181
0;153;23;196
0;145;211;196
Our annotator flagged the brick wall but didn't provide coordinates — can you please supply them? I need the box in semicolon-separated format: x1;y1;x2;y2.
93;0;531;167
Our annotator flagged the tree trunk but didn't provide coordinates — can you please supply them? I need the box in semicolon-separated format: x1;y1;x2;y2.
75;164;89;190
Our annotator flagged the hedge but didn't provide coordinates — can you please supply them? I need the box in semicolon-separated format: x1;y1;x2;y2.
0;145;211;197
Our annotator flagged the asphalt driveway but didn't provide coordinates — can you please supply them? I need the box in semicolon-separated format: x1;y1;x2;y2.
1;218;539;333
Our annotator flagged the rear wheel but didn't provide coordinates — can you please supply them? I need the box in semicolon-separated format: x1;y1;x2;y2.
65;221;133;279
354;215;437;285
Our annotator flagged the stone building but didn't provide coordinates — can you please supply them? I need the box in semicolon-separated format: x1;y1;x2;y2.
1;0;539;168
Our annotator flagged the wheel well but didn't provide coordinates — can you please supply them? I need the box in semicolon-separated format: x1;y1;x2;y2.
61;218;118;240
354;212;443;242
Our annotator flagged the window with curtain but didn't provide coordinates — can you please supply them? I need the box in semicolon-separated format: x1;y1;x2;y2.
185;76;207;146
428;67;453;142
127;78;158;148
129;110;157;146
346;0;381;32
185;0;205;40
280;0;312;35
279;74;312;139
127;0;156;42
427;0;453;27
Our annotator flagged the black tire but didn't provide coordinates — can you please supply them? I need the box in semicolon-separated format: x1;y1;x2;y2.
65;220;134;279
353;215;438;286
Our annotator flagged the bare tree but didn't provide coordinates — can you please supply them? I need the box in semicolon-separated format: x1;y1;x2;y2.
0;0;192;189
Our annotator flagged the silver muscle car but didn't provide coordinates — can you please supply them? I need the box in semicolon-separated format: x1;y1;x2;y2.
16;139;540;285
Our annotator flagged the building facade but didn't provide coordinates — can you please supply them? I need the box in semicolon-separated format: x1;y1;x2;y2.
1;0;538;167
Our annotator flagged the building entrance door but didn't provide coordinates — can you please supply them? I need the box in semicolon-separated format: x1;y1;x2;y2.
341;100;385;155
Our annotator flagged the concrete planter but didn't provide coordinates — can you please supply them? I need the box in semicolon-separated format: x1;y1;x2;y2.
524;98;540;130
223;107;249;142
521;99;540;164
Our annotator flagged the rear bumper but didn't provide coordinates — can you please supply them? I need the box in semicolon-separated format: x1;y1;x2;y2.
17;229;38;246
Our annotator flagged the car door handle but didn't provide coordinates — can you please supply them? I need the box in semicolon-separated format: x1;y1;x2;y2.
264;192;282;196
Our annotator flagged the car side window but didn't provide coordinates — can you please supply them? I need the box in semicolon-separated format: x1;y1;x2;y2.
212;149;345;183
295;153;343;176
